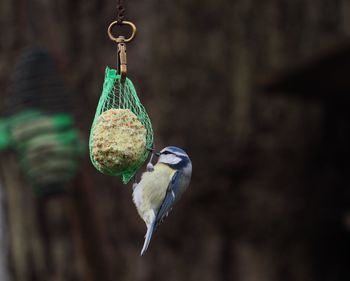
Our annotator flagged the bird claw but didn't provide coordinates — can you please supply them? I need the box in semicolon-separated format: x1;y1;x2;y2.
146;162;154;172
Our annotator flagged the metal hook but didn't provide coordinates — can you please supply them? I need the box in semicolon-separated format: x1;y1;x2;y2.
108;21;136;79
117;39;127;80
107;20;137;43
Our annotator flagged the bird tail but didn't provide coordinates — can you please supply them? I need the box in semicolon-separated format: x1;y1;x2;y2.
141;221;156;256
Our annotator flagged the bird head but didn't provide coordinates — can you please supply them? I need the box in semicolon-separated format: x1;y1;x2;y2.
157;146;191;170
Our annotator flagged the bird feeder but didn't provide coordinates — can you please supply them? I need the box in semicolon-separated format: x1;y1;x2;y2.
89;20;153;184
2;47;83;197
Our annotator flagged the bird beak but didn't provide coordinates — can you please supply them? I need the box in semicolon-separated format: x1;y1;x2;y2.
147;147;160;157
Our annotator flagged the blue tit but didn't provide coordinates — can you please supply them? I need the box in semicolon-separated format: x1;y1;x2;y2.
132;146;192;255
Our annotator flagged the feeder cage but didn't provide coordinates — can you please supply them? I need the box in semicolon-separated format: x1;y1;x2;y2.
3;47;83;197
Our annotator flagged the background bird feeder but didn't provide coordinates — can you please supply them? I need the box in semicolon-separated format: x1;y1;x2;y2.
0;48;84;197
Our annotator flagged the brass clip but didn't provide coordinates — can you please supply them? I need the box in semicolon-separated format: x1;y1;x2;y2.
107;20;137;80
117;39;127;79
107;20;137;44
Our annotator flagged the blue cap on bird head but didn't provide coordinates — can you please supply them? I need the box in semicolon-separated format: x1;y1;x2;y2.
160;146;188;157
158;146;191;169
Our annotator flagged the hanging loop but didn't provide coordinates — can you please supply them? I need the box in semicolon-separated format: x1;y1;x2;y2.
116;3;125;23
116;0;125;23
108;20;137;43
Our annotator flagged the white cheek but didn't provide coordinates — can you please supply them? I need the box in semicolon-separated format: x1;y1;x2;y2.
159;154;181;165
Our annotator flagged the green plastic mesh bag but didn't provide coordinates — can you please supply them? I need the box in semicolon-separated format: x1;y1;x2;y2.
0;109;84;197
89;67;153;183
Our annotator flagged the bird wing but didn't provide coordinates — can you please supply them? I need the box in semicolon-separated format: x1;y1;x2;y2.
155;171;182;226
139;169;181;255
141;220;156;256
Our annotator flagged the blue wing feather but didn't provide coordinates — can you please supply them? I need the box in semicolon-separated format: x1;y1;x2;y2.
139;173;181;255
155;171;182;225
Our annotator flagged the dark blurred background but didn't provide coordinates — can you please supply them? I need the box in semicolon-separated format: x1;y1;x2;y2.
1;0;350;281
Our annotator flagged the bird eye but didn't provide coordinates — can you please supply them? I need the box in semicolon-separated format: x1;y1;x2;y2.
162;151;171;155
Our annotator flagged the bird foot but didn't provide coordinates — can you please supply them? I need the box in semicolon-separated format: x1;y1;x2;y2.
146;162;154;172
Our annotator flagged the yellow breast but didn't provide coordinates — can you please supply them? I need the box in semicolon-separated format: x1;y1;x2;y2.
133;163;176;225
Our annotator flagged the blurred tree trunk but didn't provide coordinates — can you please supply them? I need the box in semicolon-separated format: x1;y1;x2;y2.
0;182;10;281
1;1;350;281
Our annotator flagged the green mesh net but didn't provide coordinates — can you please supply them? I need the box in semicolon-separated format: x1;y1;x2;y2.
0;109;84;197
89;67;153;183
